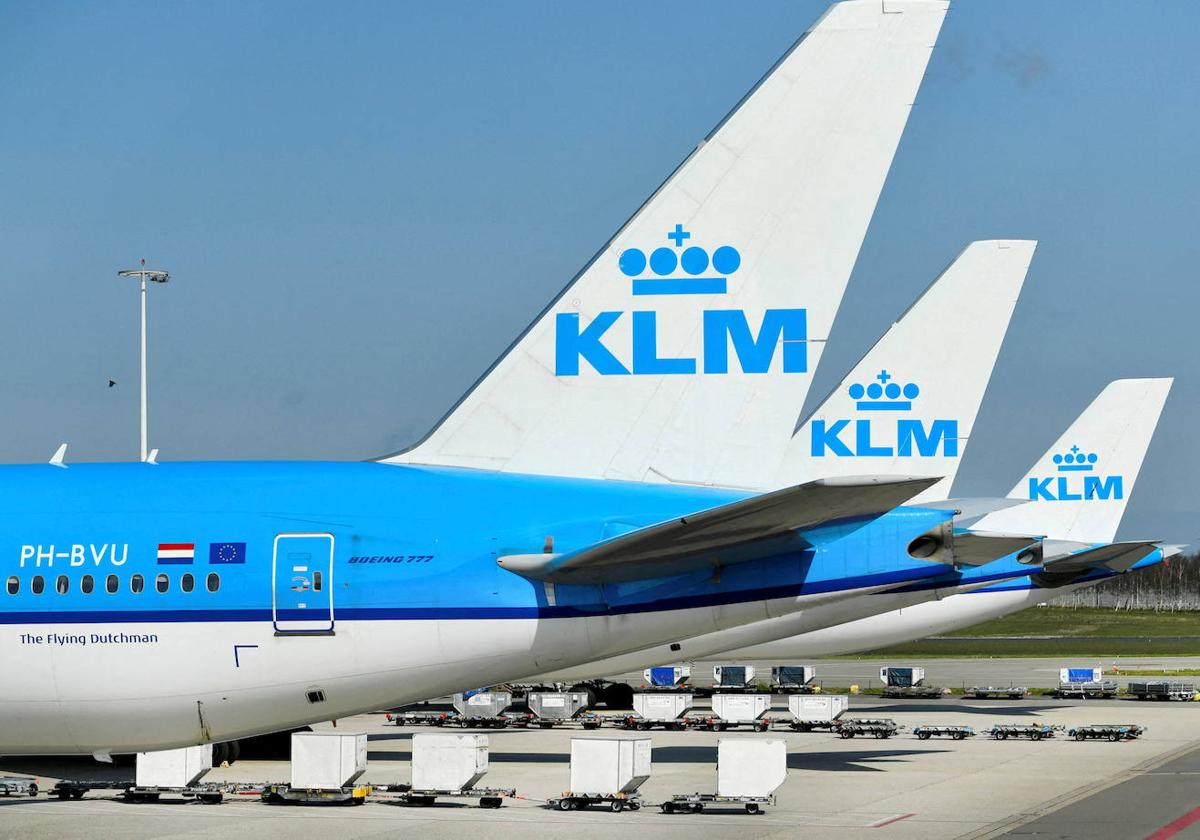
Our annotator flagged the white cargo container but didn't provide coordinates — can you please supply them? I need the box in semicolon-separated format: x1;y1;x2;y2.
788;694;849;724
569;738;651;795
528;691;589;720
290;732;368;790
411;733;488;791
713;665;756;688
632;693;694;720
135;746;212;789
453;691;512;719
772;665;816;688
879;666;925;687
711;693;771;723
643;665;691;687
1060;667;1103;684
717;739;787;797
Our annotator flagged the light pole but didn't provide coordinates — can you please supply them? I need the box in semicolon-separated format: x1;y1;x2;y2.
117;259;170;462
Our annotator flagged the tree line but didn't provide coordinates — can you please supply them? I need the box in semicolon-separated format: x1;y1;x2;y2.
1048;551;1200;611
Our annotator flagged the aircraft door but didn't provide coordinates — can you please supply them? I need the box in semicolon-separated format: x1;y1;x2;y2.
272;533;335;634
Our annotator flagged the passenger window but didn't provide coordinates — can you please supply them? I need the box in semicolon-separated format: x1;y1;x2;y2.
206;573;220;593
105;574;119;594
31;575;45;595
5;576;17;595
181;573;194;593
81;574;94;595
155;573;169;594
130;574;144;594
56;575;69;595
313;571;323;592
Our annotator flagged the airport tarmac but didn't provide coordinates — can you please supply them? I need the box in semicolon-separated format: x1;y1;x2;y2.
2;695;1199;840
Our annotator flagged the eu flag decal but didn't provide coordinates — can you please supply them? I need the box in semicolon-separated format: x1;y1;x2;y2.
209;542;247;565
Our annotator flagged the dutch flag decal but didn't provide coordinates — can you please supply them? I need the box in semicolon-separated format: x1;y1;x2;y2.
157;543;195;565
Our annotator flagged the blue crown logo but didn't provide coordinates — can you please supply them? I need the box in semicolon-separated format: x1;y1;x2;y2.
847;370;920;411
618;224;741;296
1053;445;1098;472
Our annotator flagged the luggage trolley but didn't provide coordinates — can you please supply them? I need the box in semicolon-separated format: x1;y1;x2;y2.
989;724;1062;741
835;718;900;739
661;792;773;815
1068;724;1146;742
0;778;38;797
912;725;974;741
376;782;513;808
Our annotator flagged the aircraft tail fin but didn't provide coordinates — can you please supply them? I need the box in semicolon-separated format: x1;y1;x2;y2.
773;239;1035;499
974;378;1173;543
382;1;950;488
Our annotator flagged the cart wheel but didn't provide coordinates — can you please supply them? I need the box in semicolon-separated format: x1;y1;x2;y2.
746;803;761;815
199;793;223;805
874;731;887;739
714;723;725;732
997;731;1008;740
1032;732;1042;741
610;799;624;813
1109;732;1121;742
692;803;704;813
71;790;85;800
556;798;572;811
840;730;854;739
953;732;965;741
918;732;930;740
1075;732;1086;741
755;722;768;732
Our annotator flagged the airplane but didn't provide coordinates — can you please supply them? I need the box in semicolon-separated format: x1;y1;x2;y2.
0;0;960;756
719;378;1175;661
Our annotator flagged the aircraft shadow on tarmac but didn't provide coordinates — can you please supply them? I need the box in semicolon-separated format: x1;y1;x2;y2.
648;744;947;772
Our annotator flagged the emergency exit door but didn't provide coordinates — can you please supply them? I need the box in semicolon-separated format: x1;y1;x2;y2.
272;533;335;634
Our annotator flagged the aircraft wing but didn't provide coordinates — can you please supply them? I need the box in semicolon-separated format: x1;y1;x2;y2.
497;476;940;585
1033;540;1162;587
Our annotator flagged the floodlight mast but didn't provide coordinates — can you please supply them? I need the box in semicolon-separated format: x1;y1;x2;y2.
117;259;170;462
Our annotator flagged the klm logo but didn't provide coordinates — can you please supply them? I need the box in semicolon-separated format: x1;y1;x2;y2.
810;370;958;457
555;224;807;376
1028;446;1124;501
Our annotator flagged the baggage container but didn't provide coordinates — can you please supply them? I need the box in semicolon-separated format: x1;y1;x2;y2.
411;733;488;791
713;665;756;688
290;732;368;790
1060;667;1103;684
788;694;848;724
716;738;786;798
633;693;694;720
569;737;651;795
528;692;589;721
1128;680;1196;700
880;666;925;687
453;691;512;719
711;693;771;723
644;666;690;688
135;746;212;789
772;666;815;689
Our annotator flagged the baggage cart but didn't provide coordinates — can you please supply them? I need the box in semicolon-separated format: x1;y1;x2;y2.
787;694;849;731
835;718;899;739
375;782;513;808
661;792;773;815
548;791;644;812
771;666;816;692
49;779;222;804
262;783;371;805
963;686;1027;699
1128;681;1196;701
0;777;38;797
527;691;591;727
989;724;1061;741
912;725;974;741
1055;680;1118;699
881;684;943;699
451;691;513;727
700;693;772;731
644;666;691;688
713;665;757;690
1068;724;1146;742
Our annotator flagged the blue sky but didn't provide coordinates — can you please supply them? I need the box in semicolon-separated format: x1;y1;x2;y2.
1;1;1196;542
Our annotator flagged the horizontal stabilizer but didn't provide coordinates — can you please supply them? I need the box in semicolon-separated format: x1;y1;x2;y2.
497;475;939;584
1033;540;1161;588
951;531;1042;567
